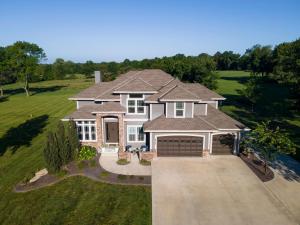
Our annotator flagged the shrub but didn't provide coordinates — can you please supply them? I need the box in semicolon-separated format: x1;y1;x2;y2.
78;146;97;161
66;119;80;159
21;171;35;184
43;131;61;173
140;159;151;166
89;159;97;168
77;161;87;170
116;159;130;165
100;171;109;178
117;174;127;180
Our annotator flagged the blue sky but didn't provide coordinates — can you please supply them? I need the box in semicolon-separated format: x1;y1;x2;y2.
1;0;299;63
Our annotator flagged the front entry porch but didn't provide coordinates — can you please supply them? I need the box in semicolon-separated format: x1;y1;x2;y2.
96;113;125;153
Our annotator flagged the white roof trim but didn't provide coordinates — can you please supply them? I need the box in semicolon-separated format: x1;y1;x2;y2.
124;118;149;122
61;118;96;121
92;111;126;114
113;91;157;94
159;99;200;102
144;130;219;133
211;97;226;100
68;98;95;100
94;99;120;101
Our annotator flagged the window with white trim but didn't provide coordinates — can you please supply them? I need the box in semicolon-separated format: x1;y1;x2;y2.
76;121;96;141
127;94;145;114
175;102;185;117
127;125;145;142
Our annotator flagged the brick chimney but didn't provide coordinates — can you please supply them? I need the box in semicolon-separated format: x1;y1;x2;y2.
95;71;101;84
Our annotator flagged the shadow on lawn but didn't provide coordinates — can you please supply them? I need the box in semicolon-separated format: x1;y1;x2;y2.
0;115;49;156
0;95;9;103
220;76;249;84
4;85;66;96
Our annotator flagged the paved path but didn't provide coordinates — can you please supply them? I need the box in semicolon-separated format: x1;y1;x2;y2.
152;156;297;225
99;153;152;176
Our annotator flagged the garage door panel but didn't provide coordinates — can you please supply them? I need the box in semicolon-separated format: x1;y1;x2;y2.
157;136;203;157
212;134;234;155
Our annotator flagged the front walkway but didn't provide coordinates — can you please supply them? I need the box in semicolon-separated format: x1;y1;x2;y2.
99;153;152;176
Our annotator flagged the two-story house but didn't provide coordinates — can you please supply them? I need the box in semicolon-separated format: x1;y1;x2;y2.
64;69;249;158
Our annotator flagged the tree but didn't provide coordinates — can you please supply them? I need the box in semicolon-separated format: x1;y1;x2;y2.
56;121;71;165
243;45;273;77
43;131;61;173
52;58;67;80
213;51;241;70
5;41;46;96
243;121;296;174
238;76;262;112
273;38;300;110
66;119;80;160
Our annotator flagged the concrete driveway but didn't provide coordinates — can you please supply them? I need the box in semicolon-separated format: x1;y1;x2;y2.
152;156;297;225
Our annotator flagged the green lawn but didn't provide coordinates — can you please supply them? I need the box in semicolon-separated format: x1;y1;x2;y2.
216;71;300;160
0;79;151;225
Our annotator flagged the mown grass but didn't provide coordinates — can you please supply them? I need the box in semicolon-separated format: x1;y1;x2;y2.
0;79;151;225
216;71;300;160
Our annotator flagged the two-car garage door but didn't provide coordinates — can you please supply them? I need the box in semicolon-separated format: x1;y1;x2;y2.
157;136;203;157
157;134;235;157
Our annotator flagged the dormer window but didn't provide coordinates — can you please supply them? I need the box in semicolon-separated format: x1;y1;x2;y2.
127;94;145;114
175;102;185;118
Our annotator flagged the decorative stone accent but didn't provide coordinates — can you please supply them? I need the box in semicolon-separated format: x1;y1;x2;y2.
96;114;103;148
29;168;48;183
118;152;131;161
118;114;125;152
80;142;98;149
95;112;125;152
140;152;156;161
202;149;210;157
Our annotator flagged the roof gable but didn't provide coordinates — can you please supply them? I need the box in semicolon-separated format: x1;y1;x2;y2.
159;85;200;101
113;78;157;93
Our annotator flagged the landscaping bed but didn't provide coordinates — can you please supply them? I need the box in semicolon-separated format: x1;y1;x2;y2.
15;154;151;192
240;153;274;182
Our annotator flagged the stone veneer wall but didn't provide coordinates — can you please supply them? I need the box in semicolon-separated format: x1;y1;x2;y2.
96;113;125;152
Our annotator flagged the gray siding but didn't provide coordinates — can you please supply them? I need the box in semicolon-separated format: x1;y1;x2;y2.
208;101;218;109
150;132;210;151
124;121;146;148
77;100;97;109
166;102;175;118
166;102;193;118
185;103;193;118
194;103;207;116
121;94;150;119
151;104;164;120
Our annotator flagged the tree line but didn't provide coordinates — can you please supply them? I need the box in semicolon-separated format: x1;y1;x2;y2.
0;38;299;100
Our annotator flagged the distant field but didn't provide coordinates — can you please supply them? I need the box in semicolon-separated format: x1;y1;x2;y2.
0;79;151;225
216;70;300;161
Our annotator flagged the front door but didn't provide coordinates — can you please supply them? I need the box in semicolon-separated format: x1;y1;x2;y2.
105;122;119;143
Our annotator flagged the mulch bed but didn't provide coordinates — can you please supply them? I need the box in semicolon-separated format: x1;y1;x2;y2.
240;153;274;182
15;154;151;193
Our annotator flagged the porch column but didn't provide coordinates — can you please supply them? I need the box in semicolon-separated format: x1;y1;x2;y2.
96;114;103;148
118;114;125;152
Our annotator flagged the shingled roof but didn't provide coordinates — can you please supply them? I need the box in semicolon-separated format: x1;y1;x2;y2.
159;85;201;101
143;105;247;131
113;78;157;93
64;102;126;120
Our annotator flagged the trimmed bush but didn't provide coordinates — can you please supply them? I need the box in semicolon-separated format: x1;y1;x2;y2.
116;159;130;165
78;146;97;161
44;131;61;173
140;159;151;166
